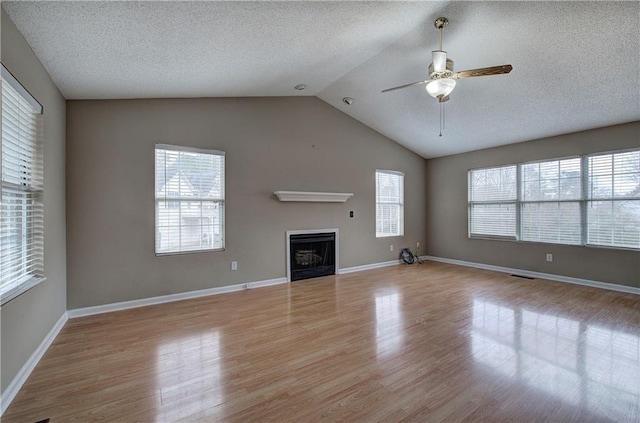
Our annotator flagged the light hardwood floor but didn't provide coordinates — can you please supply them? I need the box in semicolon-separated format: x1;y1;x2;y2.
4;261;640;422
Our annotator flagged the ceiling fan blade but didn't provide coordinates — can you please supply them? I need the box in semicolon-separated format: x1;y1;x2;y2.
454;65;513;79
381;80;429;93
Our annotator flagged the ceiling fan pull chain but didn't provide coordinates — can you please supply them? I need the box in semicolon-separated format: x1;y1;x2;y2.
439;102;443;137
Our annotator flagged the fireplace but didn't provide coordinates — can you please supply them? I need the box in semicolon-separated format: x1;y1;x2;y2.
287;230;338;281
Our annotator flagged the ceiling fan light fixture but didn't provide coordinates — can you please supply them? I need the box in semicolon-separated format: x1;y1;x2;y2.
426;78;456;98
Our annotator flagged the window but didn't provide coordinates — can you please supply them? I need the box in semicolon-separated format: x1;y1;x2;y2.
520;158;581;245
376;170;404;237
468;165;517;239
155;145;225;254
1;65;45;305
587;150;640;249
467;149;640;250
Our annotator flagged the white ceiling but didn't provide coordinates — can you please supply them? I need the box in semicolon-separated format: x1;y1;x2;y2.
3;1;639;158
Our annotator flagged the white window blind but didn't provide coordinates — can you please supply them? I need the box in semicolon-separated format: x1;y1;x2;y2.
155;145;225;254
376;170;404;237
587;150;640;249
1;65;45;304
520;158;581;245
468;149;639;250
468;165;517;239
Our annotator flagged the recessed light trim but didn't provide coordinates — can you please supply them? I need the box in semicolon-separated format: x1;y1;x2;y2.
342;97;354;105
294;84;307;91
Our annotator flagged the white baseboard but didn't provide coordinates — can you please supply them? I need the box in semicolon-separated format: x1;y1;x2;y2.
247;277;288;289
425;255;640;295
67;259;412;318
338;259;402;274
1;311;68;415
67;259;409;318
68;277;289;318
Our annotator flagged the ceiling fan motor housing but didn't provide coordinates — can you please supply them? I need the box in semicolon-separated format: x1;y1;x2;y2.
428;58;454;80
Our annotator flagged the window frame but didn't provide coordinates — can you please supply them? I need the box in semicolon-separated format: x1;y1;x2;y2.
585;148;640;250
375;169;404;238
468;164;518;241
467;148;640;251
1;64;46;305
518;156;583;246
154;144;226;256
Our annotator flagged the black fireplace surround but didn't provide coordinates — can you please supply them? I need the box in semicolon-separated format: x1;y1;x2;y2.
289;232;336;281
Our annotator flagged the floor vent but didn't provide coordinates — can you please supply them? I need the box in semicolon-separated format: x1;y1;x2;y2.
511;274;535;280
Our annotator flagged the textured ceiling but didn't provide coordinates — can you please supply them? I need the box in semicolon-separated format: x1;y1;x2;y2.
3;1;639;158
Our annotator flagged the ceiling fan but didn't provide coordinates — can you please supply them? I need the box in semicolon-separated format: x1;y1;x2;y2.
382;17;513;135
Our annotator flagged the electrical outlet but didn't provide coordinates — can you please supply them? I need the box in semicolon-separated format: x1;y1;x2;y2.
231;261;238;270
417;242;420;249
546;254;553;262
390;244;394;252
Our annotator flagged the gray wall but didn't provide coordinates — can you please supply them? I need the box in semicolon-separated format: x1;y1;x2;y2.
1;8;67;392
425;122;640;288
66;97;427;309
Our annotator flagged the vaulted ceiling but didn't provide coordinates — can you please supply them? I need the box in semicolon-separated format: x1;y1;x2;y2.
3;1;639;158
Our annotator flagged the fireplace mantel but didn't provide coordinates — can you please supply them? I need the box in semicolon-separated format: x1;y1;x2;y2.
274;191;353;203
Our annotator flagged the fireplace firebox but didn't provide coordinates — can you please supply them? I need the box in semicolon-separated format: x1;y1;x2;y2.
289;232;336;281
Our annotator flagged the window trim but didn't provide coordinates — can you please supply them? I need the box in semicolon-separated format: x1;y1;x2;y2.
1;275;46;306
375;169;404;238
154;144;226;256
1;64;46;305
467;148;640;251
156;143;224;157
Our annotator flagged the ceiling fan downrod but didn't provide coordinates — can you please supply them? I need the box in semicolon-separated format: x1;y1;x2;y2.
434;17;448;51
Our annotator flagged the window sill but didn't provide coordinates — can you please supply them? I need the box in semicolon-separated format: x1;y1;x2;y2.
0;276;46;306
468;236;640;252
469;235;517;242
156;247;225;257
